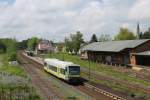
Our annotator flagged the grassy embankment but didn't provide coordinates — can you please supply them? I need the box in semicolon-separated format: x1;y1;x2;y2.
0;54;40;100
45;53;150;99
0;54;26;77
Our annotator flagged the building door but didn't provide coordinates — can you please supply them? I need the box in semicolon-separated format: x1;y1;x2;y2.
124;55;129;65
136;56;150;66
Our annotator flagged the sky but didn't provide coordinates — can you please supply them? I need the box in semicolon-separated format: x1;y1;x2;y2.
0;0;150;42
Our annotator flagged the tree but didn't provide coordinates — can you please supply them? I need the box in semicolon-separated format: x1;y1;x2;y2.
27;37;40;51
0;38;17;61
1;38;17;53
99;34;111;42
57;43;64;52
17;39;28;50
65;38;73;53
141;29;150;39
0;41;6;53
72;31;84;54
65;31;84;54
90;34;98;43
114;28;137;40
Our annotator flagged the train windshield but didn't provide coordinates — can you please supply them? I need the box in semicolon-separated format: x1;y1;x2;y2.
68;66;80;75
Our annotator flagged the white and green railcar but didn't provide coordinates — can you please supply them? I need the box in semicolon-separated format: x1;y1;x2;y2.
44;58;80;82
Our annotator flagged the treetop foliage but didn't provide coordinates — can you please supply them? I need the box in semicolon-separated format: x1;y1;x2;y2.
140;28;150;39
0;38;17;61
65;31;84;54
115;28;137;40
90;34;98;43
27;37;40;51
99;34;111;42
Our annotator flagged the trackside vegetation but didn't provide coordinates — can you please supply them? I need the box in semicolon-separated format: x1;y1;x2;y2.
0;54;26;77
0;54;40;100
0;38;41;100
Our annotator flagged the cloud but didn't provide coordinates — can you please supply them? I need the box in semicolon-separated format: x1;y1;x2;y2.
0;0;149;41
129;0;150;20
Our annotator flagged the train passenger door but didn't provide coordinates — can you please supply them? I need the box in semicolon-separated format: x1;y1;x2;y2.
58;67;60;74
65;67;69;79
44;62;47;69
124;55;129;65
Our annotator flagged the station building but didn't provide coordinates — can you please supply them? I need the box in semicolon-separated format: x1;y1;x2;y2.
80;39;150;66
36;40;54;54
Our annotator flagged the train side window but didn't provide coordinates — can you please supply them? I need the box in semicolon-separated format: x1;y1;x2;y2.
54;67;57;72
44;62;47;66
51;66;57;72
60;68;65;75
49;65;51;69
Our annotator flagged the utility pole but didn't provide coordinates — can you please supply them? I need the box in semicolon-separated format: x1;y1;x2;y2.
62;52;64;61
88;50;91;83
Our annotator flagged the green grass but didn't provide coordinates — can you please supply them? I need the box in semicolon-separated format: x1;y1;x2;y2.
0;83;40;100
0;65;26;77
0;54;26;77
45;53;150;87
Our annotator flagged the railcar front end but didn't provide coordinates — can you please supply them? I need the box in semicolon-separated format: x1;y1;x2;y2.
67;66;80;83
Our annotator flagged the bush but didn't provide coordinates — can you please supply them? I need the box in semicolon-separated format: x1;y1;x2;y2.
7;52;17;61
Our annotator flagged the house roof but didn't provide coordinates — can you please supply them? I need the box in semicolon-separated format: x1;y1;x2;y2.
39;40;50;44
80;39;150;52
133;51;150;56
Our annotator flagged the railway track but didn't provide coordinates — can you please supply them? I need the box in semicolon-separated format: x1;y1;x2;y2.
18;53;62;100
81;68;150;95
18;52;128;100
